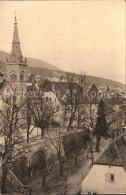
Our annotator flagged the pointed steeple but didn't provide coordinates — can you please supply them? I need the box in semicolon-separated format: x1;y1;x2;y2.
12;16;20;42
6;16;27;84
9;17;24;63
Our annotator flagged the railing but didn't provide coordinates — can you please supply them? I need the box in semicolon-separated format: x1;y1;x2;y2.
7;183;32;195
7;169;33;195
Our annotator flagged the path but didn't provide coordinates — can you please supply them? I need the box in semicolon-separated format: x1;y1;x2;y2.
66;137;111;194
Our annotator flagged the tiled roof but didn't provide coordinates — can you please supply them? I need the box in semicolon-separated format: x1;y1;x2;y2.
44;81;79;97
116;138;126;170
89;83;98;93
26;81;99;104
94;137;126;167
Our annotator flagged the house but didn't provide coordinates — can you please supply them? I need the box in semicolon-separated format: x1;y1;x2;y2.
81;137;126;194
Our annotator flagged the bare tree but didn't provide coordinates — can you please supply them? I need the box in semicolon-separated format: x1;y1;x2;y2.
84;97;98;131
0;85;27;194
26;98;35;143
48;129;65;176
63;73;86;131
61;174;69;195
74;105;86;129
32;149;54;188
69;137;80;166
41;155;54;188
27;82;58;139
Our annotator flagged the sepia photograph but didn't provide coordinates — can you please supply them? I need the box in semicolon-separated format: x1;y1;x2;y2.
0;0;126;194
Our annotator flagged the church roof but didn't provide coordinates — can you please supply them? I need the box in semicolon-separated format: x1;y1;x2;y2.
10;17;22;62
8;17;27;65
94;137;126;168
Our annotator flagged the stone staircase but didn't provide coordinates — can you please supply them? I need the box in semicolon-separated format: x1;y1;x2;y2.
7;169;32;195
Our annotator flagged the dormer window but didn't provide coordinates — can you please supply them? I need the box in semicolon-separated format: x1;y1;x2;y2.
10;70;17;81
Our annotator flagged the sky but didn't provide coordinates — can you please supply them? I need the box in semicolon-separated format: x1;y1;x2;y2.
0;0;125;84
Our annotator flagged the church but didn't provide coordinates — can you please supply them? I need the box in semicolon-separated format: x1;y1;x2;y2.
0;16;28;108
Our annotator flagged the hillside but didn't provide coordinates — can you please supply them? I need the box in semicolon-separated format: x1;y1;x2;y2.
0;50;125;90
0;50;59;71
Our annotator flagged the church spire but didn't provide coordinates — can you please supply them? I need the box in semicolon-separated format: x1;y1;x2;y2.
13;16;19;42
9;16;23;63
6;16;27;84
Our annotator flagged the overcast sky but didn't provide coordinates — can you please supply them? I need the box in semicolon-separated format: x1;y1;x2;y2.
0;0;125;84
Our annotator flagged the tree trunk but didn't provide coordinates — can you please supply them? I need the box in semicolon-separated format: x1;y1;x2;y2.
67;116;74;131
28;166;33;178
41;129;44;139
63;107;67;127
1;163;8;194
42;175;45;188
96;135;101;153
74;154;78;166
59;161;63;176
27;129;30;143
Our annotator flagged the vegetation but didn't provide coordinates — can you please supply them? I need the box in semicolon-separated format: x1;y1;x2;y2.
48;130;65;176
94;100;117;152
62;73;86;131
27;81;58;139
32;150;54;188
0;84;27;194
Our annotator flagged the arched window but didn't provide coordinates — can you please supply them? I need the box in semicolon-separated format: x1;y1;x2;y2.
10;70;17;81
20;71;24;81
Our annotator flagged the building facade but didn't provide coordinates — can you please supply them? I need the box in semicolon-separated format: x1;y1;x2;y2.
81;137;126;194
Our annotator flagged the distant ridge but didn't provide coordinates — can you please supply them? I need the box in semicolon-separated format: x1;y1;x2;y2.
0;50;59;71
0;50;125;90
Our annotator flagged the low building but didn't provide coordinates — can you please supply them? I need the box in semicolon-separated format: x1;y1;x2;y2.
81;137;126;194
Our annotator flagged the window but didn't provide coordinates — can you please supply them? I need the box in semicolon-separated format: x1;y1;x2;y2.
10;70;17;81
111;174;114;181
105;173;115;183
46;97;48;102
20;71;24;81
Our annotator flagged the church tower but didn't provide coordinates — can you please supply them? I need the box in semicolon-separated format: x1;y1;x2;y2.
6;16;27;95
